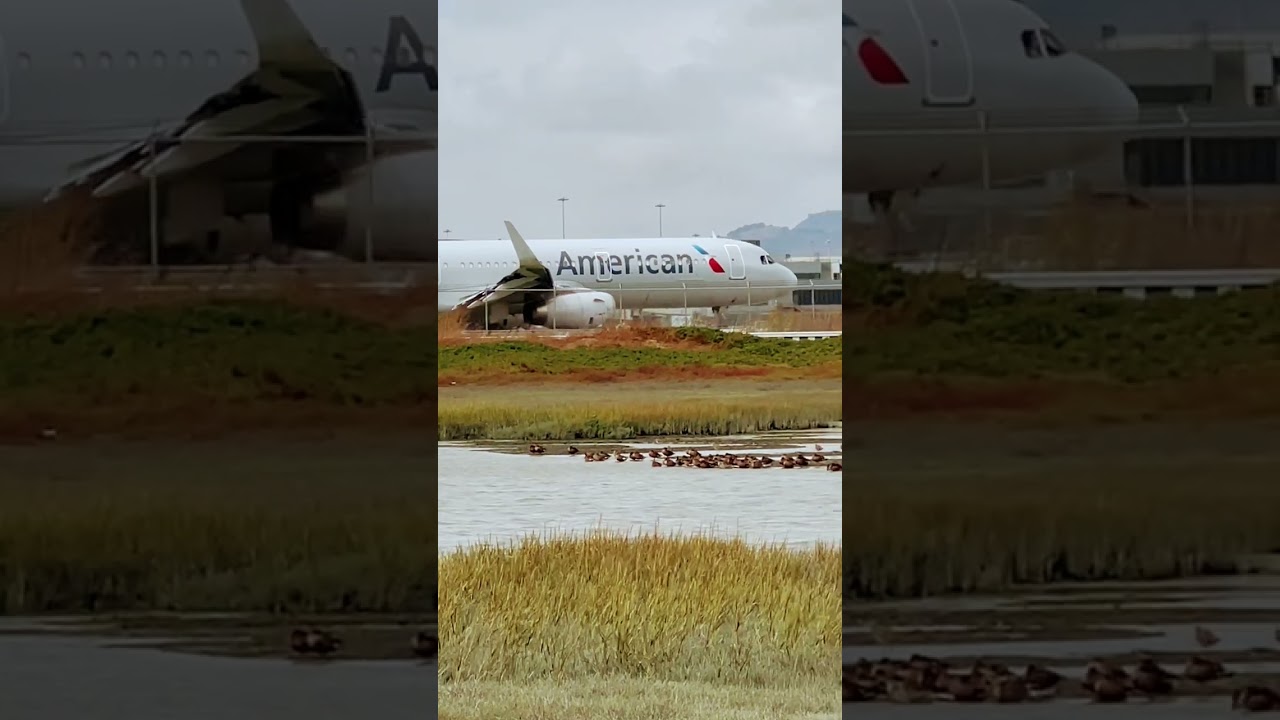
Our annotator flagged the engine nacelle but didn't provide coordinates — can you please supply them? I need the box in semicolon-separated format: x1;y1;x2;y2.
303;151;437;261
531;292;617;329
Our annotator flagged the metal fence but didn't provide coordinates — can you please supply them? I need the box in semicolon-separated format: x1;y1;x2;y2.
438;282;840;331
845;108;1280;272
0;132;435;287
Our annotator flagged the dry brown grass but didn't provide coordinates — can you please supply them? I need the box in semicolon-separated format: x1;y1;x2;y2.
845;197;1280;269
0;278;441;326
840;368;1280;423
747;308;842;332
0;193;100;292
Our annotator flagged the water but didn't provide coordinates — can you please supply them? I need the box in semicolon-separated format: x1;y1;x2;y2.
0;632;433;720
438;431;843;552
845;700;1243;718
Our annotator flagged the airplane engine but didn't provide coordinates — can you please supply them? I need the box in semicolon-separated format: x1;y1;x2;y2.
298;150;436;262
531;292;617;329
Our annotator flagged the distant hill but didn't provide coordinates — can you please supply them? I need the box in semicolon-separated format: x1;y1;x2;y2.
726;210;839;258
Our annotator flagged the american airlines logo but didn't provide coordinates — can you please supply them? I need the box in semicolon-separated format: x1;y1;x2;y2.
844;12;909;85
691;244;726;274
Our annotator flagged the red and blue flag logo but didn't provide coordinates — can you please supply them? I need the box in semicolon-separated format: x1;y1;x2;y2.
692;245;725;273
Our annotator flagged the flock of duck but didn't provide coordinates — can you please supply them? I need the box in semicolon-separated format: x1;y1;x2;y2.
288;627;437;661
527;442;842;471
844;625;1280;710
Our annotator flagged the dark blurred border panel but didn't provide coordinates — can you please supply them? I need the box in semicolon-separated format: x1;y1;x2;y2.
0;0;436;718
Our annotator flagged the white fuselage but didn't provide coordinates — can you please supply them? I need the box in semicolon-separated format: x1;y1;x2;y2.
438;237;799;313
0;0;436;260
844;0;1140;193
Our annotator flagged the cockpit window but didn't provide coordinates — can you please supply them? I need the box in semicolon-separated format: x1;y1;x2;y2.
1040;29;1067;57
760;254;776;265
1020;29;1044;59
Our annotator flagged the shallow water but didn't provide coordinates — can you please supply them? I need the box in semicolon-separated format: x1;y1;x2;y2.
0;632;432;719
843;622;1280;663
439;430;843;552
844;700;1241;718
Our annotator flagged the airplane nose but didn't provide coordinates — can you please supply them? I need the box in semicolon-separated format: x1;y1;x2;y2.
1087;60;1140;127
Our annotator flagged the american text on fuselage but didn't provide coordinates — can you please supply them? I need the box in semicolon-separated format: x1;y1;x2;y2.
556;250;695;277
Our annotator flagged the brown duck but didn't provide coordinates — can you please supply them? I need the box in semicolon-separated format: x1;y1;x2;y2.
290;627;341;656
411;631;438;659
1131;658;1175;696
1232;686;1280;712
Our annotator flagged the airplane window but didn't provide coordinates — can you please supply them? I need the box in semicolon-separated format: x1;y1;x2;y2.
1020;30;1043;59
153;51;167;69
98;52;112;70
206;51;219;68
71;52;85;69
236;50;251;66
179;51;192;68
1040;29;1067;57
125;51;139;69
344;48;358;65
16;53;31;70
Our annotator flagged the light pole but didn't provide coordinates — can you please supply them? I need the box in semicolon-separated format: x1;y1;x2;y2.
557;197;568;238
443;229;451;239
655;203;665;237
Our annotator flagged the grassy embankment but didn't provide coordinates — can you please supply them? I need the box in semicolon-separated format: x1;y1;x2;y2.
438;529;840;720
0;296;446;615
438;324;842;440
838;262;1280;603
0;298;840;440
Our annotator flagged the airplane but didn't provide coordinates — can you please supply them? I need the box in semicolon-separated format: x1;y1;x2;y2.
844;0;1140;219
439;221;800;330
0;0;435;264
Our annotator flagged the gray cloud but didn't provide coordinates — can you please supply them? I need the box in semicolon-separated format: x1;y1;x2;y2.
438;0;839;240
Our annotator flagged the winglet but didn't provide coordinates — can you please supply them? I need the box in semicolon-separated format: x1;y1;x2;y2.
504;221;543;270
238;0;331;69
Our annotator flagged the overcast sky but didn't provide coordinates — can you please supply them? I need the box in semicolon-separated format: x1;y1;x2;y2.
437;0;839;240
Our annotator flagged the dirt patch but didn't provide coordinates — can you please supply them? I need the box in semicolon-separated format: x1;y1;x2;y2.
0;402;438;444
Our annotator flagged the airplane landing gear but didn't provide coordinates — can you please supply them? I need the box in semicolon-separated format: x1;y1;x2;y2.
866;188;923;261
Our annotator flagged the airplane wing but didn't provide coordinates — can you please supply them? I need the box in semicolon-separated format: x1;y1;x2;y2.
454;221;595;325
45;0;366;202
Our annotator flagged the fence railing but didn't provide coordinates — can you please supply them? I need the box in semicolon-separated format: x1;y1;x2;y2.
845;112;1280;272
441;281;840;328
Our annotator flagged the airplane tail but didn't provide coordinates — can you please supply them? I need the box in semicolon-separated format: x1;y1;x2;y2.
504;221;545;271
238;0;332;70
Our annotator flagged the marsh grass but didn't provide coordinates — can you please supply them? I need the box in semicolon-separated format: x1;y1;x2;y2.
753;308;842;332
438;380;842;440
0;439;435;613
438;529;840;685
843;464;1280;601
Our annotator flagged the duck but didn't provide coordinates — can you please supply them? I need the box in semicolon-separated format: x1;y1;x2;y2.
1131;658;1175;696
290;627;341;656
1185;655;1230;683
1232;686;1280;712
567;445;579;455
1023;663;1061;693
528;443;545;455
827;462;842;472
994;675;1030;703
1195;625;1220;648
1090;676;1128;703
411;631;438;659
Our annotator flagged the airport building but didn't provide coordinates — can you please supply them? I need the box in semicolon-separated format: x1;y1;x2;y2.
777;255;841;309
1073;29;1280;193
